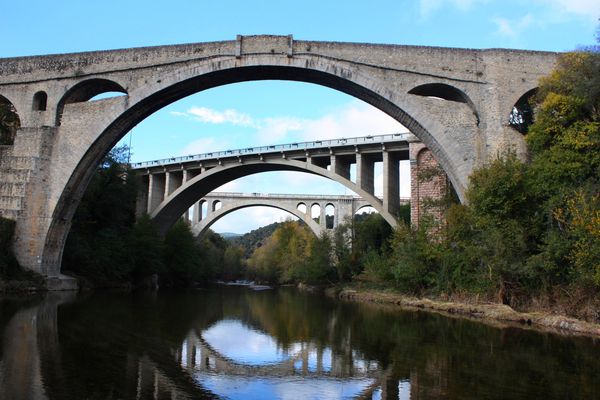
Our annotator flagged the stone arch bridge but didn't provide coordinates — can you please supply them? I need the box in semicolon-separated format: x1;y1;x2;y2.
186;191;407;238
0;35;558;286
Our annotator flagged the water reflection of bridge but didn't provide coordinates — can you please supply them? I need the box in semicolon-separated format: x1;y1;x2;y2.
0;293;414;399
175;330;381;379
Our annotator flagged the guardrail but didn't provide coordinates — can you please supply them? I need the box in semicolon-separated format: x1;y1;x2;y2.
200;192;411;202
131;132;410;168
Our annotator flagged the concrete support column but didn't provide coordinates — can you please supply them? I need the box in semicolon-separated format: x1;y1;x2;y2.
356;153;374;195
192;201;202;224
147;173;166;214
333;204;338;229
331;155;351;180
165;171;183;196
383;151;400;216
135;175;149;217
319;204;327;231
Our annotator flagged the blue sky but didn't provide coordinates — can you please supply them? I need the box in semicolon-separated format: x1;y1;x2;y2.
2;0;598;234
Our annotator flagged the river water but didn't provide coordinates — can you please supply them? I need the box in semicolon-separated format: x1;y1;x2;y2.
0;285;599;399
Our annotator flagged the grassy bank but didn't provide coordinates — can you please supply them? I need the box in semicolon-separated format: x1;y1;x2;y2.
327;284;600;338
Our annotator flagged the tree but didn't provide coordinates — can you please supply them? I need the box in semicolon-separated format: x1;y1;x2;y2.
0;101;19;145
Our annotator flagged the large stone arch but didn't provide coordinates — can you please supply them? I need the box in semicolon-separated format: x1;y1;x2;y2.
40;60;472;276
191;202;322;238
0;37;557;280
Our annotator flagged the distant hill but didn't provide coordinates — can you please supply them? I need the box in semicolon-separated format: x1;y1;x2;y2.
229;221;285;259
220;232;243;239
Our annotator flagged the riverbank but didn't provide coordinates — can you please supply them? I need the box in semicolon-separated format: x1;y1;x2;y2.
326;286;600;338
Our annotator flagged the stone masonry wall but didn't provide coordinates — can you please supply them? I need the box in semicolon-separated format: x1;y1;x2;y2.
410;143;448;228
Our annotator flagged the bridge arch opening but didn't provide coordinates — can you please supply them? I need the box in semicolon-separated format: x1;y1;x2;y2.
355;205;377;215
0;95;21;146
325;204;335;229
47;61;465;274
32;91;48;111
408;83;479;123
192;203;321;238
56;78;128;125
297;202;307;214
310;204;321;224
509;88;537;134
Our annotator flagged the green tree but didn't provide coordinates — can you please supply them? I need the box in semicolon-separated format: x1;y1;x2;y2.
0;101;19;145
163;220;208;286
128;215;165;283
62;145;139;284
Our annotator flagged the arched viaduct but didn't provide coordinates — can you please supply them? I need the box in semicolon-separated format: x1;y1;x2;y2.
184;192;393;238
0;35;558;287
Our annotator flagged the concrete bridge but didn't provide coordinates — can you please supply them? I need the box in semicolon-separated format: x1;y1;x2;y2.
185;191;409;238
0;35;558;285
131;133;416;237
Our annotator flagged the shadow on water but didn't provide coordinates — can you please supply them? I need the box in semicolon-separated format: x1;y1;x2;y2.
1;286;599;399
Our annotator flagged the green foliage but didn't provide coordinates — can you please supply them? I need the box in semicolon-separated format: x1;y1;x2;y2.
163;221;202;286
381;47;600;310
389;221;441;293
0;217;22;278
0;102;19;145
129;215;165;281
246;221;336;284
63;146;139;284
229;222;284;258
196;230;228;280
222;245;245;280
300;233;334;284
467;152;531;223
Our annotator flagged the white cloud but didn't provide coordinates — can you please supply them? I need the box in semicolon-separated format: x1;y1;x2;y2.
176;101;406;152
538;0;600;21
211;206;295;234
172;107;256;127
419;0;488;16
492;14;535;39
420;0;599;26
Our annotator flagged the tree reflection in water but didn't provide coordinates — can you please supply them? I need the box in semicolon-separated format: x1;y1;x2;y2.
1;286;600;399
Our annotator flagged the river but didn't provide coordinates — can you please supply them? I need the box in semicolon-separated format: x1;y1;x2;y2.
0;285;599;399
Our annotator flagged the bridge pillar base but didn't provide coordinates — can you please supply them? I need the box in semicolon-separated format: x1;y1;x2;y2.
46;274;79;291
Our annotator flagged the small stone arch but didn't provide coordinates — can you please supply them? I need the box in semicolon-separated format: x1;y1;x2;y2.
509;88;537;134
32;91;48;111
355;205;377;215
297;202;307;214
56;78;128;125
310;203;321;223
0;95;21;145
212;200;222;212
408;82;479;123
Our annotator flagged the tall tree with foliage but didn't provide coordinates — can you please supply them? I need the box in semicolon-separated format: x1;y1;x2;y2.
62;145;139;283
525;49;600;290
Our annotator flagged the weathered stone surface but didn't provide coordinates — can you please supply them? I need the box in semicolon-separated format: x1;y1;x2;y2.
0;35;558;280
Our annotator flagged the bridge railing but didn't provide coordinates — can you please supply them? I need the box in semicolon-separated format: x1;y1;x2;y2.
131;132;410;169
200;191;410;203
